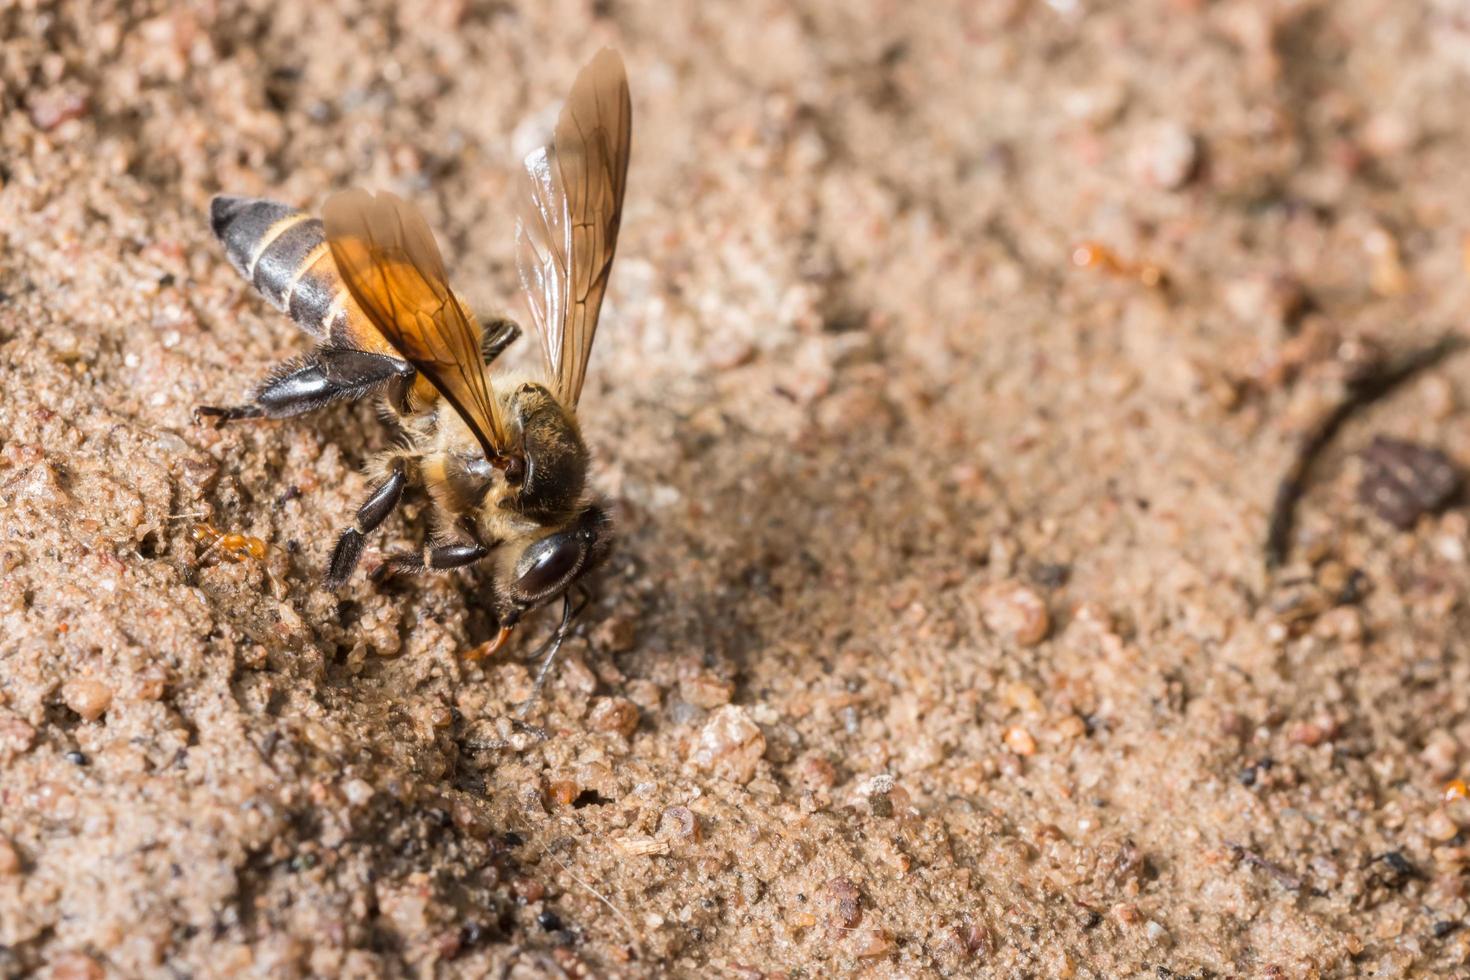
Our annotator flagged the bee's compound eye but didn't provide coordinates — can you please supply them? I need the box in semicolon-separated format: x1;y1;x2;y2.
514;532;583;598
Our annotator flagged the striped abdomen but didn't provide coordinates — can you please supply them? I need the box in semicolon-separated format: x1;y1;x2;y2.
210;196;392;356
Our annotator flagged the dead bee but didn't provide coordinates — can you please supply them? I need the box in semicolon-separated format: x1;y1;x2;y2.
196;50;632;684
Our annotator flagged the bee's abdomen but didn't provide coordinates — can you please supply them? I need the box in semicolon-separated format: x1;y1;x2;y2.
211;195;345;341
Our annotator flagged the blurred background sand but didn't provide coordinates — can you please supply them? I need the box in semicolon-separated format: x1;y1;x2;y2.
5;0;1470;975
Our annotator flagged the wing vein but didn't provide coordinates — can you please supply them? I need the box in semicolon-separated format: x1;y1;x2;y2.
324;189;510;459
514;48;631;410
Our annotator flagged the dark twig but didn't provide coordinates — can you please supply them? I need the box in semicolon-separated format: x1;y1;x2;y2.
1264;332;1466;568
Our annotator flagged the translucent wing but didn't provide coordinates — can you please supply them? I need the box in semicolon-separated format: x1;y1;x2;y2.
324;189;511;459
515;48;632;409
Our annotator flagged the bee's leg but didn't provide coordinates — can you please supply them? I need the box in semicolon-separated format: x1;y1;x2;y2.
370;541;488;582
515;586;588;717
479;317;521;367
196;348;414;426
383;372;414;416
325;460;408;588
427;542;490;568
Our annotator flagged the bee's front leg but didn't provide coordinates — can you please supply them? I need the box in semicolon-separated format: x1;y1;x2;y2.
515;586;589;717
326;459;409;588
479;317;521;367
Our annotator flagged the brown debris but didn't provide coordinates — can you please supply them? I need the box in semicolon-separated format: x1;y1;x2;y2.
49;953;105;980
26;87;90;132
1358;435;1461;530
1265;333;1466;567
826;877;864;930
1226;840;1315;894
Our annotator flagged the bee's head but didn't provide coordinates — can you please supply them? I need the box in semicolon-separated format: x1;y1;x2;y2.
486;503;612;647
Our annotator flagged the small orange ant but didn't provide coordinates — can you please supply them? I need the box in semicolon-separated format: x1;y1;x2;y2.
191;521;268;563
187;520;281;596
1071;241;1166;289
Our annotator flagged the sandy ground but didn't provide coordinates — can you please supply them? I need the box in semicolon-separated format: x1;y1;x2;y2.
6;0;1470;976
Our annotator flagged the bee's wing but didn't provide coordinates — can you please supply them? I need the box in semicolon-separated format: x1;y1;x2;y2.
325;188;511;459
515;48;632;410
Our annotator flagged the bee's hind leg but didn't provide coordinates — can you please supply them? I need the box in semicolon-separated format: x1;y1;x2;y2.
193;404;265;424
195;348;414;427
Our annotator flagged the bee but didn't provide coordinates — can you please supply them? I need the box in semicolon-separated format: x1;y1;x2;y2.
196;49;632;683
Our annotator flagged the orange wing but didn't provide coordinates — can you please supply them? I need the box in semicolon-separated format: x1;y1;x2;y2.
515;48;632;410
324;189;511;459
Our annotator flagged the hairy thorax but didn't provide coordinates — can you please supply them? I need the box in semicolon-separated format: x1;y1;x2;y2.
380;374;588;545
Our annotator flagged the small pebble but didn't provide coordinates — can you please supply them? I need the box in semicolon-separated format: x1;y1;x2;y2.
1131;121;1198;189
0;716;36;762
1422;731;1461;782
1313;606;1364;643
1001;681;1043;715
1423;376;1457;421
434;929;463;961
27;87;90;132
62;678;113;722
1427;809;1460;843
548;780;580;807
1004;726;1037;756
681;674;735;709
513;877;545;904
343;779;374;806
980;582;1050;646
592;615;638;653
1224;274;1305;332
49;953;105;980
688;705;766;784
796;754;838;790
827;877;863;929
0;836;20;875
850;926;895;958
1288;720;1330;747
1364;227;1410;297
1053;715;1088;740
587;697;640;738
658;805;701;842
1360;112;1416;157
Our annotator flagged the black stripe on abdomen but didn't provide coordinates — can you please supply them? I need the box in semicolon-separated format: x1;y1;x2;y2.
211;196;299;282
212;195;338;340
252;217;326;311
286;250;342;337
